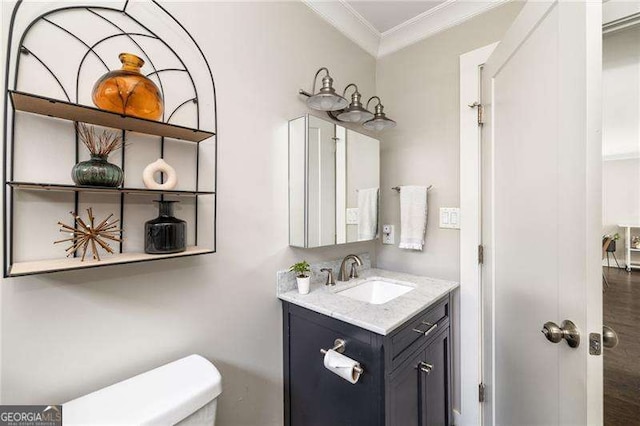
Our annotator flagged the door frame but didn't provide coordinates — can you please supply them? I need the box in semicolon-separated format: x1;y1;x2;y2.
458;42;497;426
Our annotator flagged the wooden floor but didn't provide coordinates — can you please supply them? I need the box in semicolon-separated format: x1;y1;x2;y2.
604;267;640;426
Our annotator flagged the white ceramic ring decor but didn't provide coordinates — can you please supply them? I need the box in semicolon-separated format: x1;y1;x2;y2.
143;158;178;190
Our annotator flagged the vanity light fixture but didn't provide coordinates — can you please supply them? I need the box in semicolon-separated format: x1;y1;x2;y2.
298;70;397;131
298;67;348;111
363;96;396;131
335;84;374;123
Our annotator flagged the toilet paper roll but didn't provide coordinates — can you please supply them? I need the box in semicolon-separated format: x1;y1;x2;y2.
323;349;362;384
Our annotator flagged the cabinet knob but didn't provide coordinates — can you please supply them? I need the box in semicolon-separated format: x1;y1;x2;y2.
417;361;433;374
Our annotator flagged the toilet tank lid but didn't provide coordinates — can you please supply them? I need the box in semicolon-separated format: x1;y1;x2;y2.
63;354;222;426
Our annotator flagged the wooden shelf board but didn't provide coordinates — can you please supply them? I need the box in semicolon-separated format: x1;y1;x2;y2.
9;91;215;143
629;248;640;252
8;181;214;197
9;246;213;277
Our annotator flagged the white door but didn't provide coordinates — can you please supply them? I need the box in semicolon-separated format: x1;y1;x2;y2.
481;2;602;425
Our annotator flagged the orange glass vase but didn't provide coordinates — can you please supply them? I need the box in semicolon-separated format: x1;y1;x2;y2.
92;53;163;121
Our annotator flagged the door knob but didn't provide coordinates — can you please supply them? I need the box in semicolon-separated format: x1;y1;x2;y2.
542;320;580;348
602;325;619;349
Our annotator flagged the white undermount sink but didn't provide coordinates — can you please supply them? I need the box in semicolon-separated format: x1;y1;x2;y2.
337;278;414;305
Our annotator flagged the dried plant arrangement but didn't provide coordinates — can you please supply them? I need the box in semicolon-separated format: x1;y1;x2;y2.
75;122;123;156
55;208;123;261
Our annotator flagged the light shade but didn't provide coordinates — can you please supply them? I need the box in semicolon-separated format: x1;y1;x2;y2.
363;116;396;131
304;68;348;111
336;84;374;123
307;92;348;111
363;97;396;131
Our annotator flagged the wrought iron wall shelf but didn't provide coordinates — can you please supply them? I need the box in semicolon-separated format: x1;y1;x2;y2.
10;246;214;277
10;91;214;143
8;181;214;197
3;1;218;277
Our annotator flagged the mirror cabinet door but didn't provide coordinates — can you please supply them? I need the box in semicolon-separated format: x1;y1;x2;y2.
289;115;379;248
342;128;380;244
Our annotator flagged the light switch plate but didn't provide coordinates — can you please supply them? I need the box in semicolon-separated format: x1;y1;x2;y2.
439;207;460;229
382;224;395;244
346;208;359;225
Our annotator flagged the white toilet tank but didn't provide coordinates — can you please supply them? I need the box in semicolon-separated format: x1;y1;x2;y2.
63;354;222;425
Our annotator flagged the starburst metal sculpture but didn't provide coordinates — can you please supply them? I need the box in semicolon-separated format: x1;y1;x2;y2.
55;208;123;261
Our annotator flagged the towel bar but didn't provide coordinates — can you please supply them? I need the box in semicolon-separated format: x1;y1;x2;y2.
392;185;433;192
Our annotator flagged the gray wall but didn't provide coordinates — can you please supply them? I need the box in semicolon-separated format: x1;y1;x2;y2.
0;3;376;426
374;2;524;413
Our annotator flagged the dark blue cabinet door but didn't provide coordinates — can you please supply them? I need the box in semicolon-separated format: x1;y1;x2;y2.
388;347;426;426
388;327;451;426
287;309;381;426
424;329;450;426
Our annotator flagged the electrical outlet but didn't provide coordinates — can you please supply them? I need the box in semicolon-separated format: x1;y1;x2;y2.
439;208;460;229
382;224;395;244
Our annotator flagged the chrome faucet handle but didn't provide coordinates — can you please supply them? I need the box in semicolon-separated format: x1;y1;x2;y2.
320;268;335;286
349;262;359;279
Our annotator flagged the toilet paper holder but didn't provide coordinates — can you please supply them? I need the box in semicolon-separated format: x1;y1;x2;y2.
320;339;364;375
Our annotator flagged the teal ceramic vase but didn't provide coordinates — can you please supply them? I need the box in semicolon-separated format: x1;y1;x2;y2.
72;154;123;187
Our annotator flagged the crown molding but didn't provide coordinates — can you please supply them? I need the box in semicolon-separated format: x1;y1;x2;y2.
603;0;640;34
301;0;381;57
378;0;508;57
302;0;509;58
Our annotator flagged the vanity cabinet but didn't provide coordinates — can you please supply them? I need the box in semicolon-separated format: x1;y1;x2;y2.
282;294;451;426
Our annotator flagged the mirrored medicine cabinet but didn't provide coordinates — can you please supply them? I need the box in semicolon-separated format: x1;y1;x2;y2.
289;114;380;248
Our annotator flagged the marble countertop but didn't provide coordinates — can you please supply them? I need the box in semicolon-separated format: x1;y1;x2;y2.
277;268;459;335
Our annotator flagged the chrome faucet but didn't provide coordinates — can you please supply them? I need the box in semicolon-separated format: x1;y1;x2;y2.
338;254;363;281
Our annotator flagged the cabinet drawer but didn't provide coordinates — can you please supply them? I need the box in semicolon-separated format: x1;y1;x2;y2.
389;296;449;368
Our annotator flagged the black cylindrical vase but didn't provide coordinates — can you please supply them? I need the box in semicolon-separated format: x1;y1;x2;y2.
145;200;186;254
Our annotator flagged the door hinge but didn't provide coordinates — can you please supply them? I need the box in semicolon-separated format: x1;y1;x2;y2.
468;102;484;125
478;245;484;265
479;382;486;402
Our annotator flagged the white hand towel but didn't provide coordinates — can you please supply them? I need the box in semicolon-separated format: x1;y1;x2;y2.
399;185;428;251
357;187;379;241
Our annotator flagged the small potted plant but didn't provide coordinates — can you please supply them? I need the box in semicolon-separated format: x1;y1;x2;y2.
289;260;311;294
